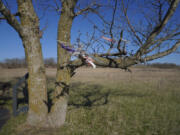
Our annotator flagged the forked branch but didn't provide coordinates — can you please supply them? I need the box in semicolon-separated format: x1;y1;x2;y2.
135;0;180;57
0;0;22;34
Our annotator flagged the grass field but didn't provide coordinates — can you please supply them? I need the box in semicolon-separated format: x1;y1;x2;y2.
0;67;180;135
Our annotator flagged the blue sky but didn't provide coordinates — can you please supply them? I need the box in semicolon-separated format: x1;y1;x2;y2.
0;0;180;65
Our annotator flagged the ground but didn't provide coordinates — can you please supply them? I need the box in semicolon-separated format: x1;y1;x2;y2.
0;67;180;135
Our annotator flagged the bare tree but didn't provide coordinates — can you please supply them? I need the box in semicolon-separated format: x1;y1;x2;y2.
74;0;180;69
0;0;179;128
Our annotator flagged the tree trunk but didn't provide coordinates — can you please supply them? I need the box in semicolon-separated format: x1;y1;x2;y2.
17;0;77;128
47;0;77;128
24;35;48;126
17;0;48;126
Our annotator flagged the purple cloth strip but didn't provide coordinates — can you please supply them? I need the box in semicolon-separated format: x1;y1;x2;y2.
59;43;75;53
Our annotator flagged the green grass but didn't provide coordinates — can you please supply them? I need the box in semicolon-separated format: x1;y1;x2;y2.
0;79;180;135
0;114;26;135
63;82;180;135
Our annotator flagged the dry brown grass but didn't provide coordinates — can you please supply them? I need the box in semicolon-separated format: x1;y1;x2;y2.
0;67;179;81
0;67;180;135
1;67;179;94
72;67;180;83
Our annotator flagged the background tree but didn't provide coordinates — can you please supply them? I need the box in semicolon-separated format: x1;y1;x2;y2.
44;58;56;68
0;0;180;128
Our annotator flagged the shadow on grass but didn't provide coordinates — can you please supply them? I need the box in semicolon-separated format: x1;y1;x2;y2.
0;97;11;106
68;83;110;108
0;108;10;130
0;82;12;130
68;82;150;108
0;79;29;112
0;81;12;106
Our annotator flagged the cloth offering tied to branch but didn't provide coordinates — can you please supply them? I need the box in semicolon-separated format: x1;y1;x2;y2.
101;36;129;43
57;40;96;69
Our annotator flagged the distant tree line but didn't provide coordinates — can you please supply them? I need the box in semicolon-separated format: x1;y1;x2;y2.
44;58;57;68
147;63;180;69
0;58;26;68
135;62;180;69
0;58;57;68
0;58;179;69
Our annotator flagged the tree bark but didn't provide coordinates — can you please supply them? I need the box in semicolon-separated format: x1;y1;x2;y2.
24;34;48;126
17;0;48;126
47;0;77;128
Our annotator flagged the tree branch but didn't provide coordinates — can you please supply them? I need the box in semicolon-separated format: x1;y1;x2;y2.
79;6;110;26
0;0;22;34
135;0;180;57
0;12;20;20
121;0;143;46
145;42;162;54
75;2;101;16
107;0;118;54
148;0;179;41
117;30;123;52
144;40;180;61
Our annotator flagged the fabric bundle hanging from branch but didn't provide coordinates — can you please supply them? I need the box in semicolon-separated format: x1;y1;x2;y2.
57;40;96;68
